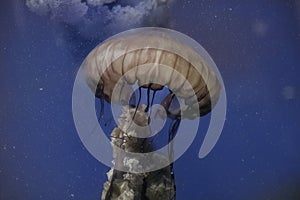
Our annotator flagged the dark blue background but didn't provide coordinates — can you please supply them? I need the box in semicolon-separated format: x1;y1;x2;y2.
1;0;300;199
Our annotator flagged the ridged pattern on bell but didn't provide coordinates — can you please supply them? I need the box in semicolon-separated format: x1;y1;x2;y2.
83;30;220;117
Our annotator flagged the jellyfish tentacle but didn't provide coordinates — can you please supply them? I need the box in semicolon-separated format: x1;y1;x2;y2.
168;118;180;200
125;87;142;134
104;169;118;200
168;119;180;158
96;83;105;119
129;90;136;108
136;87;142;110
145;83;153;113
161;92;175;111
161;92;182;120
148;90;157;125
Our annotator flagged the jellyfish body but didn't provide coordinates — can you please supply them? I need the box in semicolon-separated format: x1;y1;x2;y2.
82;28;221;200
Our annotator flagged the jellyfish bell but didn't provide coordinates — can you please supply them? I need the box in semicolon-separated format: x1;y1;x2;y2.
83;28;221;122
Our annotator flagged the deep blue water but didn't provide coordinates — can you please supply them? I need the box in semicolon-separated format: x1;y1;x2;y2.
1;0;300;199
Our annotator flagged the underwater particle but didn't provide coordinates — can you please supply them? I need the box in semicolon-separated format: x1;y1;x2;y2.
252;19;268;37
282;86;296;100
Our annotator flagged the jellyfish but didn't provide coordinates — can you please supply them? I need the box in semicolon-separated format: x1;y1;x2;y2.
81;28;221;200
